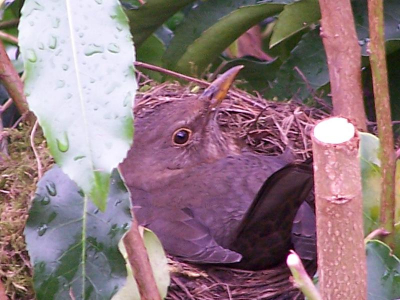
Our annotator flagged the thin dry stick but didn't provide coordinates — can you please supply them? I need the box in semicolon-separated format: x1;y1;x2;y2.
0;280;7;300
123;210;161;300
30;120;43;179
0;19;19;29
0;40;30;119
0;31;18;44
0;98;12;113
134;61;266;109
367;0;396;248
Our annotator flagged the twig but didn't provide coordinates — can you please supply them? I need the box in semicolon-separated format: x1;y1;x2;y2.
134;61;266;109
368;0;396;248
0;40;31;121
287;251;321;300
0;19;19;29
30;119;43;179
123;209;161;300
0;98;12;113
364;228;390;243
0;31;18;44
0;279;8;300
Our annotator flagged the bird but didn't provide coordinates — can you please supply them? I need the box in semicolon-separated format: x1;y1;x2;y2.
119;66;316;270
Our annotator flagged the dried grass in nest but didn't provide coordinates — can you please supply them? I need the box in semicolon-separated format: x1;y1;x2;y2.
135;82;328;300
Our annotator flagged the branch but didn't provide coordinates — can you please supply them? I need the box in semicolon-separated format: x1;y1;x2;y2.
287;251;321;300
319;0;367;130
312;117;367;299
367;0;396;248
123;209;161;300
0;40;30;119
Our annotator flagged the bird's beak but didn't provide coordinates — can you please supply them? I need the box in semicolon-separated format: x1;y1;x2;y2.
200;65;244;109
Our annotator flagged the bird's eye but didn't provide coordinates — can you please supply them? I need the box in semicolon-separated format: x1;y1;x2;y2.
172;128;192;145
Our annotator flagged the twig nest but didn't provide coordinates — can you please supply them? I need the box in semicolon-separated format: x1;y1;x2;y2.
135;82;326;300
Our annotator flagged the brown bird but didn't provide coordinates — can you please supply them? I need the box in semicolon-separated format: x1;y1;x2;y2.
120;66;316;270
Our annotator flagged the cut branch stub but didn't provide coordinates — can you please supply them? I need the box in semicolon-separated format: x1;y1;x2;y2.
312;117;367;300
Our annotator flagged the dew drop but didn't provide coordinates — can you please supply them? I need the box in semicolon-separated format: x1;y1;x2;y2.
66;93;73;99
114;199;122;206
26;49;37;63
84;44;104;56
78;189;85;197
74;155;86;161
38;42;45;50
52;17;60;28
38;223;48;236
40;195;51;205
93;208;100;214
56;80;65;89
123;92;132;107
95;0;103;4
46;182;57;196
107;43;120;53
56;132;69;152
48;35;57;49
62;64;69;71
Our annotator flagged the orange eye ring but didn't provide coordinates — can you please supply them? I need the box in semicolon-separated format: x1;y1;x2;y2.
172;128;192;146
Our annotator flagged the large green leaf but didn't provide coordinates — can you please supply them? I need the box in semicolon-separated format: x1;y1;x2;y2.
359;132;381;234
270;0;320;47
220;57;282;93
19;0;137;210
124;0;195;47
112;229;170;300
366;240;400;300
164;0;289;75
353;0;400;56
266;27;328;100
25;167;132;300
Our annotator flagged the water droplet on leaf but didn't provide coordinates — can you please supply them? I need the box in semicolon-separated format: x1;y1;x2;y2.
46;182;57;196
84;44;104;56
41;195;51;205
26;49;37;63
48;35;57;49
38;223;48;236
107;43;120;53
56;132;69;152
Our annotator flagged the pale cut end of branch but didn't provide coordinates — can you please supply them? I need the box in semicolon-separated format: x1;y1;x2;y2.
313;117;355;144
287;251;322;300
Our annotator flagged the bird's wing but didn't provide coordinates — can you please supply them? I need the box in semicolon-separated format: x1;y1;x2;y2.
292;193;317;262
229;161;314;270
137;207;242;264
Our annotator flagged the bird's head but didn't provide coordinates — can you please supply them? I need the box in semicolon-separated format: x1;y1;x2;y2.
120;66;244;188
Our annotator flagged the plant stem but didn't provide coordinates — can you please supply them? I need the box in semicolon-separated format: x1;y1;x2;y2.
367;0;396;248
0;40;30;120
123;209;161;300
318;0;367;131
312;117;367;299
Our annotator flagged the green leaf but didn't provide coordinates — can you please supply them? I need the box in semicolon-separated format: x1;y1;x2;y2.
136;28;171;81
25;167;132;300
270;0;320;47
19;0;137;210
366;240;400;300
164;0;287;75
359;133;381;233
221;57;282;93
353;0;400;56
124;0;195;47
266;27;328;100
112;229;170;300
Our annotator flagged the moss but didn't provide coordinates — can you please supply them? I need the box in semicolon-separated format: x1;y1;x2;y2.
0;124;53;300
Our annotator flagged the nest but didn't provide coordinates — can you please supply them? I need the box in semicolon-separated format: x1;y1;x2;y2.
135;82;327;300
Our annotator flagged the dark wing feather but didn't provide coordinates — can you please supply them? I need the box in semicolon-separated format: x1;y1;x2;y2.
138;207;242;264
230;161;314;270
